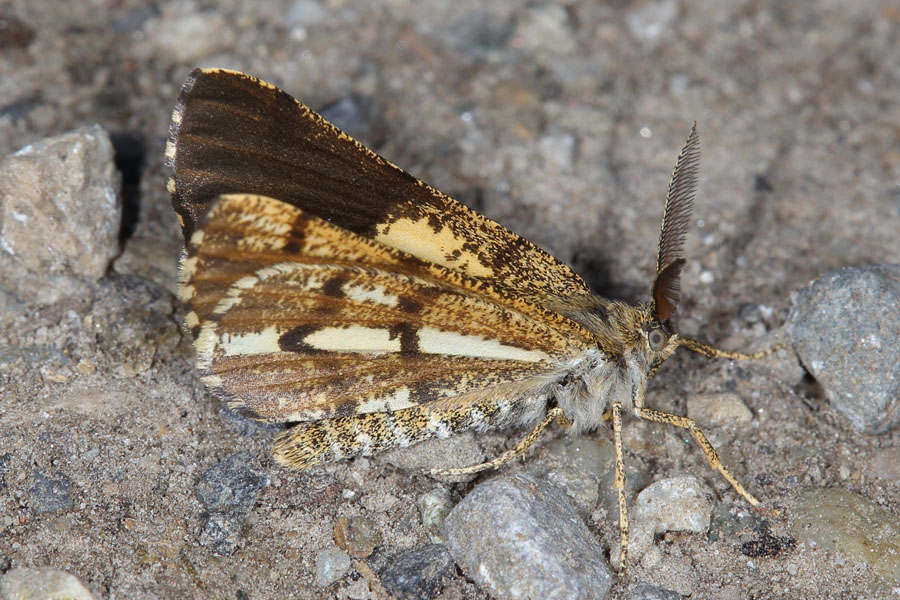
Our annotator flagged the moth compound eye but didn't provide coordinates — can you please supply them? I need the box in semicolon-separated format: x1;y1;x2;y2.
648;328;668;351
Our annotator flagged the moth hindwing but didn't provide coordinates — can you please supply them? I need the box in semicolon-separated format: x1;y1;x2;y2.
170;69;777;570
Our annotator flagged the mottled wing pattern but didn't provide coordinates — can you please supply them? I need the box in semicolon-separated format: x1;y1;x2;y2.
167;68;595;311
182;193;595;423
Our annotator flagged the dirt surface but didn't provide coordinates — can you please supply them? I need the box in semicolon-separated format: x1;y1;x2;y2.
1;1;899;599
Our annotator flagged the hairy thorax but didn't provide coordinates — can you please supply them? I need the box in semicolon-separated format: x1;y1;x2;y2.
550;346;651;433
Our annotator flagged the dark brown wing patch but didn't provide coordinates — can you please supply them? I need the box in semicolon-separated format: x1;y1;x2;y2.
168;68;593;310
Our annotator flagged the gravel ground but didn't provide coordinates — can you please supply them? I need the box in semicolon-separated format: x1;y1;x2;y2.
1;1;899;599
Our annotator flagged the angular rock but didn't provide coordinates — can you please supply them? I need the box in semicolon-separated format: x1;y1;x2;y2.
30;470;73;514
444;472;613;600
195;454;267;513
195;452;268;554
787;265;900;434
314;544;351;588
0;125;120;281
378;544;454;600
620;476;713;567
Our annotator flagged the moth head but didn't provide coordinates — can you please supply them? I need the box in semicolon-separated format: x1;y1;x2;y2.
644;124;700;369
640;305;680;371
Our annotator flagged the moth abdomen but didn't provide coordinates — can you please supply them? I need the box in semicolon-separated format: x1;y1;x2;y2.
272;395;523;469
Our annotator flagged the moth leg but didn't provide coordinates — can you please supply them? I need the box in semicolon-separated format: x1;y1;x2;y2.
430;406;566;477
634;407;760;507
679;336;783;361
611;401;629;572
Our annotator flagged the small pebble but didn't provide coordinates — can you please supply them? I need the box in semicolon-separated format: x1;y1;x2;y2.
626;0;680;43
380;432;484;483
194;452;268;555
140;5;234;62
417;487;453;543
866;446;900;484
626;582;682;600
314;544;351;588
29;470;73;514
619;476;713;567
526;434;608;516
333;515;382;558
378;544;454;600
195;452;268;513
0;125;120;281
444;472;613;600
513;5;577;54
0;567;96;600
787;265;900;434
687;393;753;431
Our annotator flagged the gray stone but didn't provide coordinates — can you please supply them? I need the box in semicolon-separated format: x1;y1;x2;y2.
314;544;351;588
686;393;753;433
378;544;454;600
444;472;614;600
866;446;900;485
620;476;713;568
195;452;268;513
137;5;234;63
790;488;900;585
513;5;577;55
0;567;96;600
30;470;73;514
200;512;242;556
195;452;268;555
0;125;120;281
626;583;682;600
787;265;900;434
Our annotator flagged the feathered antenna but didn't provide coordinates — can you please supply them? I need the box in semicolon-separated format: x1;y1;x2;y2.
651;123;700;323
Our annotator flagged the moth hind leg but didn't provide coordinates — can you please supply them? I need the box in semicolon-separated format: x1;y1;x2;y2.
430;406;568;477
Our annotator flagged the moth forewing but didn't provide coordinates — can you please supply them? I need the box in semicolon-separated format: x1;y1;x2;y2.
183;193;593;426
168;68;598;312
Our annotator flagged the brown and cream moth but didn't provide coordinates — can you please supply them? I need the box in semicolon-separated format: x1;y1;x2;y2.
167;68;780;570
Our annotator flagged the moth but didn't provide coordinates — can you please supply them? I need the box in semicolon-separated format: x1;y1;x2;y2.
167;68;778;569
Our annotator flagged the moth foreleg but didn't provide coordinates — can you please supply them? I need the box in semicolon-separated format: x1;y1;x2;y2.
429;406;566;477
634;407;760;507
